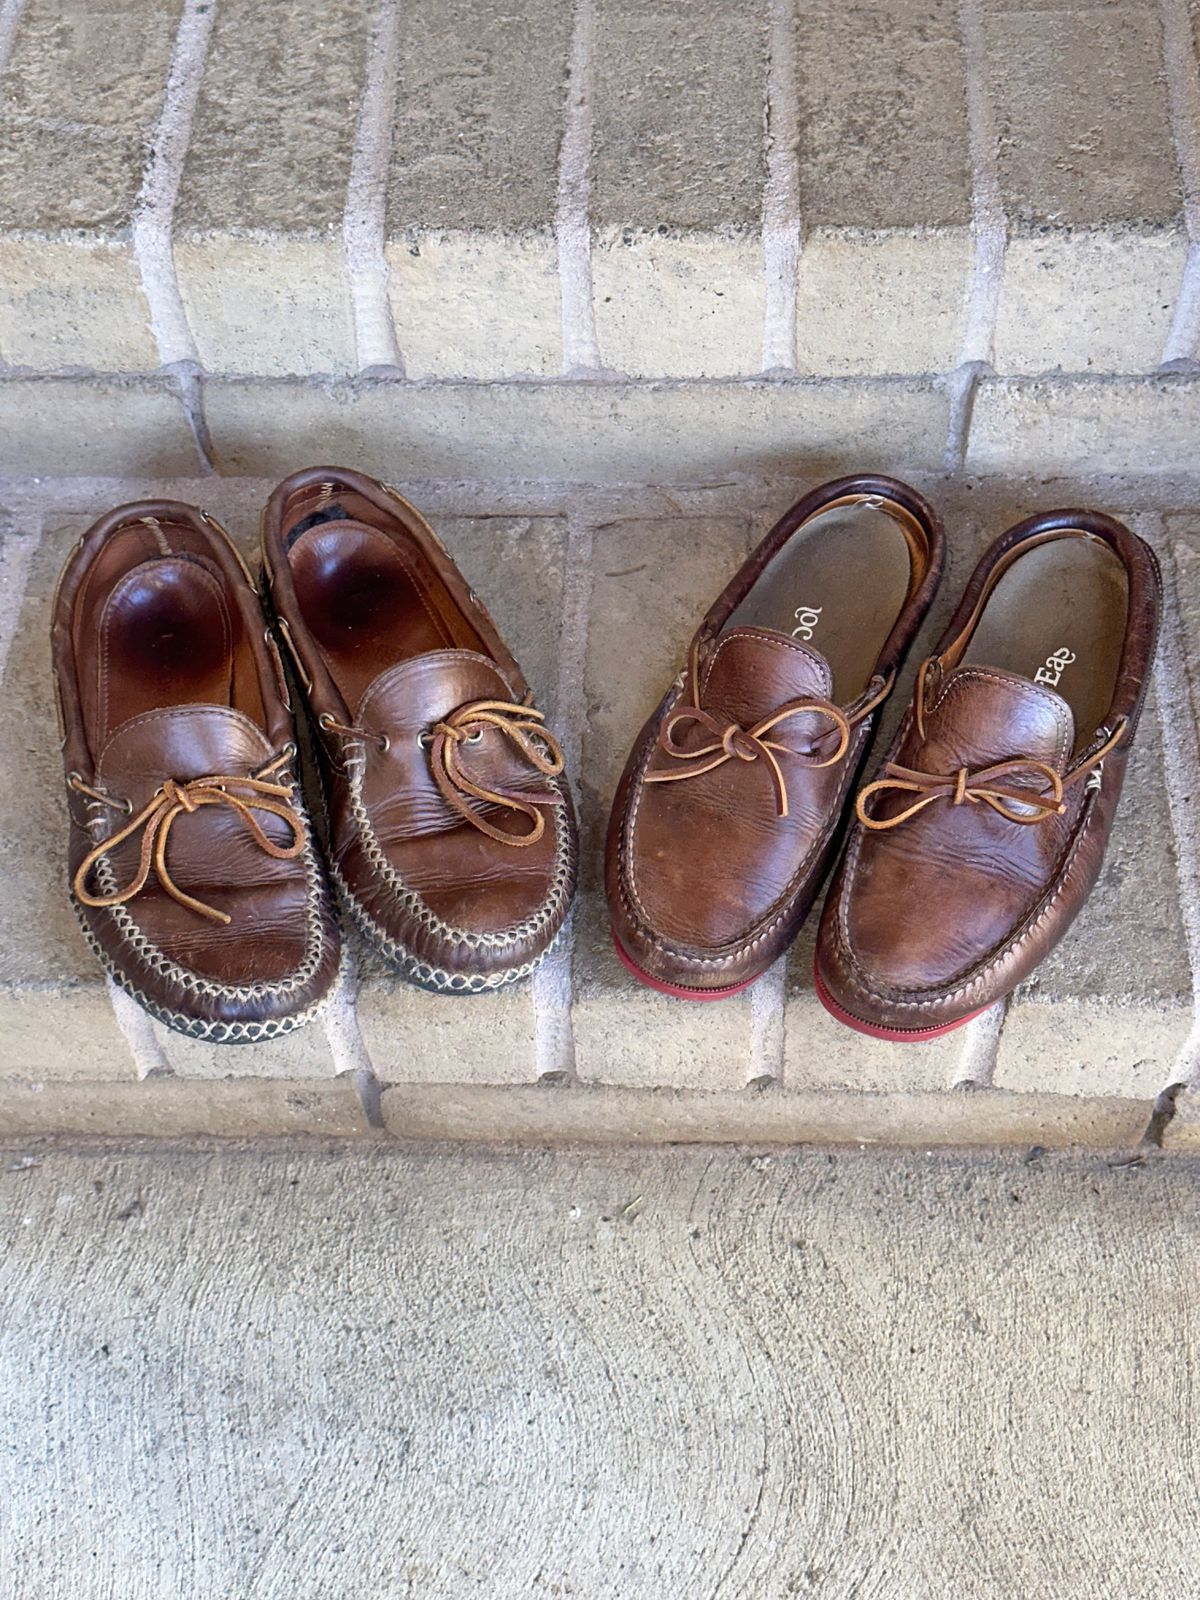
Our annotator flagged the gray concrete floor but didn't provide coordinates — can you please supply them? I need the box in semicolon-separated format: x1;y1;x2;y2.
1;1142;1198;1599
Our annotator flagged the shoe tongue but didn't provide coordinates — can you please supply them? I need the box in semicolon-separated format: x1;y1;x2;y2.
97;707;276;805
356;649;519;731
701;627;834;725
919;665;1075;773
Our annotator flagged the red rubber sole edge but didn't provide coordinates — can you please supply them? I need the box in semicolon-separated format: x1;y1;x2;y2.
611;928;759;1001
812;956;987;1042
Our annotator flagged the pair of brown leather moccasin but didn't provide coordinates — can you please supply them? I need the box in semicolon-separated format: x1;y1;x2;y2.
55;468;577;1042
608;475;1160;1039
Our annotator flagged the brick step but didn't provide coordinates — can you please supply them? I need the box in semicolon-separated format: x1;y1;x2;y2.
0;0;1196;387
1;372;1199;483
1;472;1196;1148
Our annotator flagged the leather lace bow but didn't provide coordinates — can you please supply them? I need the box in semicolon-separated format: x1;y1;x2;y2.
429;699;565;847
643;643;892;819
854;682;1129;831
71;754;305;926
645;701;851;818
856;757;1067;830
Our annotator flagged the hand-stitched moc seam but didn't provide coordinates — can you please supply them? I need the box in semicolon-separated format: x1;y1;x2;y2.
334;871;555;992
700;630;830;698
930;668;1071;770
346;771;575;952
87;825;330;1003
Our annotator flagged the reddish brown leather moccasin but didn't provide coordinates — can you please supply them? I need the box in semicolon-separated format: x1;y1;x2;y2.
815;509;1161;1040
606;475;944;998
54;501;341;1042
261;467;577;993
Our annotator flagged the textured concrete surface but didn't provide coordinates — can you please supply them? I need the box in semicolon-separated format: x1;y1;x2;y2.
0;470;1196;1147
790;0;973;377
0;378;199;477
2;1141;1199;1598
592;230;766;379
587;0;766;374
387;233;563;380
0;518;132;1079
793;229;972;378
385;0;570;232
967;376;1200;476
3;371;1198;480
795;0;972;231
591;0;765;228
0;239;159;374
984;0;1181;231
1167;512;1200;728
995;231;1187;376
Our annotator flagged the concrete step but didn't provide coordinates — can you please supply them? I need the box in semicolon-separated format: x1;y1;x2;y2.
3;1142;1197;1598
0;0;1198;477
0;469;1196;1147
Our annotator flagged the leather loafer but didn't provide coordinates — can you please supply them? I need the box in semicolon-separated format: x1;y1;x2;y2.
53;501;341;1042
260;467;578;993
606;475;944;997
816;508;1161;1038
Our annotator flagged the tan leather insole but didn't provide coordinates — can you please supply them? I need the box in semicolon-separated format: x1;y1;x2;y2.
97;554;235;746
287;519;484;713
963;535;1127;749
728;503;915;700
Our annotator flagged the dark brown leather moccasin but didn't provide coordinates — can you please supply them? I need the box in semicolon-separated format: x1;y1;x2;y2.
53;501;341;1042
260;467;578;993
606;475;944;998
815;509;1161;1040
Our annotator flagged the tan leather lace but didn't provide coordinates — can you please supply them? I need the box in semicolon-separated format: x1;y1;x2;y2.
428;699;565;847
644;641;893;819
856;716;1129;832
71;752;305;926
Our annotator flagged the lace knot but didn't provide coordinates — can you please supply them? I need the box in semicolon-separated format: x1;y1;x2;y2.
71;753;304;926
427;698;565;848
855;661;1131;835
639;640;896;821
721;725;761;763
161;777;197;814
858;756;1070;831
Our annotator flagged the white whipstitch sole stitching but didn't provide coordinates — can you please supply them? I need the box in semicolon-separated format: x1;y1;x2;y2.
344;769;577;956
332;861;566;993
73;903;340;1043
